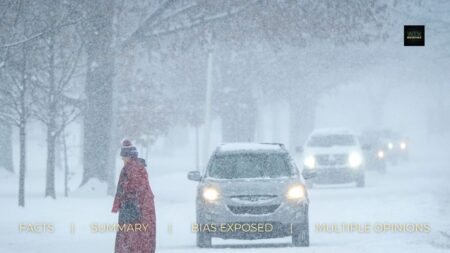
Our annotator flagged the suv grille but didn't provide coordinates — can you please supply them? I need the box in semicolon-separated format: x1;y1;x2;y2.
316;154;347;166
227;204;280;215
230;195;277;203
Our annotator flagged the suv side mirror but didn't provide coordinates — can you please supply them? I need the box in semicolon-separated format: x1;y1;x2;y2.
302;169;317;180
187;171;202;181
295;146;303;153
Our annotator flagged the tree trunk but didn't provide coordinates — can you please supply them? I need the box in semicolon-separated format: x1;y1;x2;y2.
106;117;117;196
0;122;14;172
45;128;56;198
271;102;282;142
81;0;115;187
195;125;200;170
18;120;26;207
221;94;257;143
55;135;63;171
203;43;214;166
45;31;57;199
18;44;28;208
62;131;69;197
289;98;316;151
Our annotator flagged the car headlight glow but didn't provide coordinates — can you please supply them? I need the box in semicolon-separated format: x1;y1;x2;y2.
400;142;407;150
348;152;363;168
286;185;306;200
387;142;394;149
377;150;385;159
202;187;219;201
303;155;316;169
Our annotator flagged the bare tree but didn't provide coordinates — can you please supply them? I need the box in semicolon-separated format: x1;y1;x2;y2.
0;0;46;207
32;1;83;199
80;0;115;190
159;0;388;146
0;1;21;174
0;122;13;172
0;45;37;207
80;0;262;193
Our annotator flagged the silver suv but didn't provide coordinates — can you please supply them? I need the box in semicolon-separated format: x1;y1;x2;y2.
187;143;313;248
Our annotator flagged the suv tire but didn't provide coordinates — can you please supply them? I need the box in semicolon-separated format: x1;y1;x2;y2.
292;222;309;247
196;232;212;248
356;174;365;187
305;179;314;189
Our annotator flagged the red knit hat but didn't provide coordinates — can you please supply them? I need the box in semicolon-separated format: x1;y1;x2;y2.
120;139;138;157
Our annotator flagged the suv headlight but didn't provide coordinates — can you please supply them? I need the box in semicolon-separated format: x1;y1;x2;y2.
303;155;316;169
377;150;385;159
400;142;407;150
348;152;363;168
286;185;306;200
202;187;219;202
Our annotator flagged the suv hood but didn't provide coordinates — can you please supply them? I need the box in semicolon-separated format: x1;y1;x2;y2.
304;146;361;155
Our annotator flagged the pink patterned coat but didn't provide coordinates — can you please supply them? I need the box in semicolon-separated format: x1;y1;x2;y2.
112;159;156;253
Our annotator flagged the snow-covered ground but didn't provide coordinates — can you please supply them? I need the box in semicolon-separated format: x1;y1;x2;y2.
1;143;449;253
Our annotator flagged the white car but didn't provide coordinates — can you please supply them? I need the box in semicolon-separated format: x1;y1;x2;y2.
300;128;365;188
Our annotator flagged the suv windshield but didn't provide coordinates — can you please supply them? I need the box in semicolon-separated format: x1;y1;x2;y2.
307;134;355;147
208;153;292;179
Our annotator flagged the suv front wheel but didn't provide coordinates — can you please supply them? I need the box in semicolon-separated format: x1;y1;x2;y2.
356;173;365;187
196;231;212;248
292;210;310;247
305;179;314;189
196;212;212;248
292;223;309;246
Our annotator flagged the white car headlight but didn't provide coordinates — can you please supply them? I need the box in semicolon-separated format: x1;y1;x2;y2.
348;152;363;168
286;185;306;200
377;150;385;159
400;142;407;150
303;155;316;169
202;187;219;201
387;142;394;149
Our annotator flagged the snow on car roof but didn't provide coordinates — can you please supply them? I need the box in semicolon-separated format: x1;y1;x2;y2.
311;128;356;135
217;143;284;152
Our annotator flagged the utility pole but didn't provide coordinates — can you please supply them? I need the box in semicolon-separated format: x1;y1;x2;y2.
203;30;214;170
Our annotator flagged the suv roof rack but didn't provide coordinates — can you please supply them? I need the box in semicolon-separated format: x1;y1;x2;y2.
216;142;287;152
259;143;287;151
260;142;285;147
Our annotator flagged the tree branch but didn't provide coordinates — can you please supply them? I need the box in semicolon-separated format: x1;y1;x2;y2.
120;0;260;50
147;0;259;39
120;0;177;50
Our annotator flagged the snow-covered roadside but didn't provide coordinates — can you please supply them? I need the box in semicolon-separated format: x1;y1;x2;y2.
1;150;449;252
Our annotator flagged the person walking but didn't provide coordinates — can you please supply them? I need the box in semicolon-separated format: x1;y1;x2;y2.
112;140;156;253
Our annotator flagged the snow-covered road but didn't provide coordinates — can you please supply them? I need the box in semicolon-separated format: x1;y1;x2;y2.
1;153;449;253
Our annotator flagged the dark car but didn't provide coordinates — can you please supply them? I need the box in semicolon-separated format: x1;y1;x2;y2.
359;132;387;174
384;136;410;164
362;129;409;165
